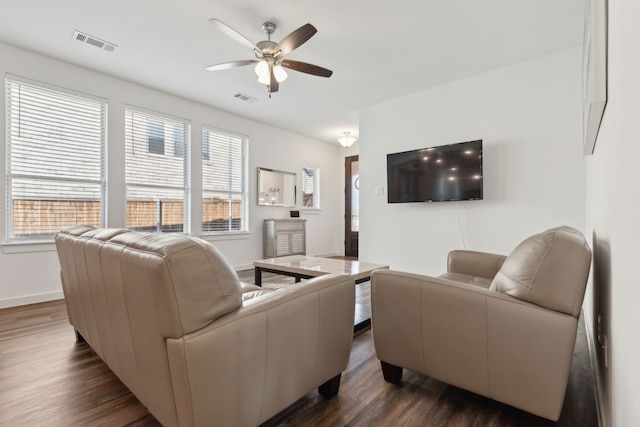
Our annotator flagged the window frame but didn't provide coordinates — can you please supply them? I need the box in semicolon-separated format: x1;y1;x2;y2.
201;126;249;235
124;106;190;234
4;75;107;243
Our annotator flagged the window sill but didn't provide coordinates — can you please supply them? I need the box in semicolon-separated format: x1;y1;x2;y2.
300;208;322;214
200;231;251;242
1;240;56;254
1;231;253;253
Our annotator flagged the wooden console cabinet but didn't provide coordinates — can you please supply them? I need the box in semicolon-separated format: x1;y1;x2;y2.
263;219;306;258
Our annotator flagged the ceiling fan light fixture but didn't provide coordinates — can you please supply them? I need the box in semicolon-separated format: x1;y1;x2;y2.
256;62;287;85
338;131;357;148
258;73;270;85
273;64;288;82
255;60;269;78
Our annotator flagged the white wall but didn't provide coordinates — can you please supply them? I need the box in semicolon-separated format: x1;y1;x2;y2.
359;48;586;275
0;41;344;307
585;0;640;425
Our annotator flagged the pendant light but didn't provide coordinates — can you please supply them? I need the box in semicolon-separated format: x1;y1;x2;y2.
337;131;357;148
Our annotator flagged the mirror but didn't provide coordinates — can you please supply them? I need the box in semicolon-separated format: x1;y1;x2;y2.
257;167;297;207
302;166;320;208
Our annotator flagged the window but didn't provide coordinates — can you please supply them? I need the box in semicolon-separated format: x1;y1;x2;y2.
147;120;165;155
125;108;190;233
302;166;320;208
202;131;210;161
5;77;106;240
173;124;184;158
202;128;248;233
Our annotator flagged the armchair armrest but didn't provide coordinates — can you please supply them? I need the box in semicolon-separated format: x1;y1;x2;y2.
371;269;493;393
446;250;506;279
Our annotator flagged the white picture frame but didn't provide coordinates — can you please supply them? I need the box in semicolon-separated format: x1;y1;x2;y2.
582;0;608;155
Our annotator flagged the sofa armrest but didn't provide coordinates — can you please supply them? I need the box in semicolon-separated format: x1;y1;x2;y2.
166;273;355;427
446;250;506;279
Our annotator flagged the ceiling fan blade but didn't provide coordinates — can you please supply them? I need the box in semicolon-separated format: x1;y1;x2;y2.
273;23;317;57
209;18;261;54
206;60;258;71
281;60;333;78
269;65;279;93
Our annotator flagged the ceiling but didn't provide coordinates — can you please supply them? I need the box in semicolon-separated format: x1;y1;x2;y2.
0;0;585;145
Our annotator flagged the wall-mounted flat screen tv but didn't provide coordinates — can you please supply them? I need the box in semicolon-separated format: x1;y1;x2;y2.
387;139;483;203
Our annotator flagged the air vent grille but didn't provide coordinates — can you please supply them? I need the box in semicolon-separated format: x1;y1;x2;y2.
234;92;258;103
72;31;117;52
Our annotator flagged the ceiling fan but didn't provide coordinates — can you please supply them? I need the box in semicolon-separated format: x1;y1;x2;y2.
206;19;333;96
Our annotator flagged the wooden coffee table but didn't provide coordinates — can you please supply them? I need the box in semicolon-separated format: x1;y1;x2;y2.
253;255;388;286
253;255;388;332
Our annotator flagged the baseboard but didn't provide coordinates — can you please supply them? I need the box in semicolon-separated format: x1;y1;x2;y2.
583;312;608;427
0;291;64;309
234;263;254;272
314;252;343;258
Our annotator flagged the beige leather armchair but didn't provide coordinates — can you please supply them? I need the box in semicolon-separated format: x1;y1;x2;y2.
56;226;355;427
371;226;591;421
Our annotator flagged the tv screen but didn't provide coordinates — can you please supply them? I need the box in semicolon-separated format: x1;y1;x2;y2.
387;140;483;203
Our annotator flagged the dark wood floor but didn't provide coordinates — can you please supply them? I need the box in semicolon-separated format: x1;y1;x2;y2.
0;270;599;427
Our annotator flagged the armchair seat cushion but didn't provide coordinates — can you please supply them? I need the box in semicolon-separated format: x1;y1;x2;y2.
241;288;277;302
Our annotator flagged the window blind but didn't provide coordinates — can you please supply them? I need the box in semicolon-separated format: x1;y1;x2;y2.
125;108;190;233
202;128;248;233
5;77;106;239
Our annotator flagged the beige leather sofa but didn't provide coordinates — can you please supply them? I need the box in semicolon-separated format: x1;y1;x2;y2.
371;226;591;421
55;226;355;427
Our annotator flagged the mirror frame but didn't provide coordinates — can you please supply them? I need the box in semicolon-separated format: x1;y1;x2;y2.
257;167;297;207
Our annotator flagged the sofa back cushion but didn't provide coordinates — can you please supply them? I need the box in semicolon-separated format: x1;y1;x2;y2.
57;227;243;338
106;231;243;337
490;226;591;317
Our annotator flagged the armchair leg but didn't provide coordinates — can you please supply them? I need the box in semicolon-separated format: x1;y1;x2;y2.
380;361;403;383
318;373;341;399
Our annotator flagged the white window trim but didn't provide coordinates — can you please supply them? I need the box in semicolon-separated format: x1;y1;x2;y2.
4;75;107;243
201;126;249;235
124;106;191;234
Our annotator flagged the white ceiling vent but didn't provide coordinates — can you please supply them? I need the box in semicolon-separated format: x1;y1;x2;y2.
233;92;258;103
72;30;117;52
